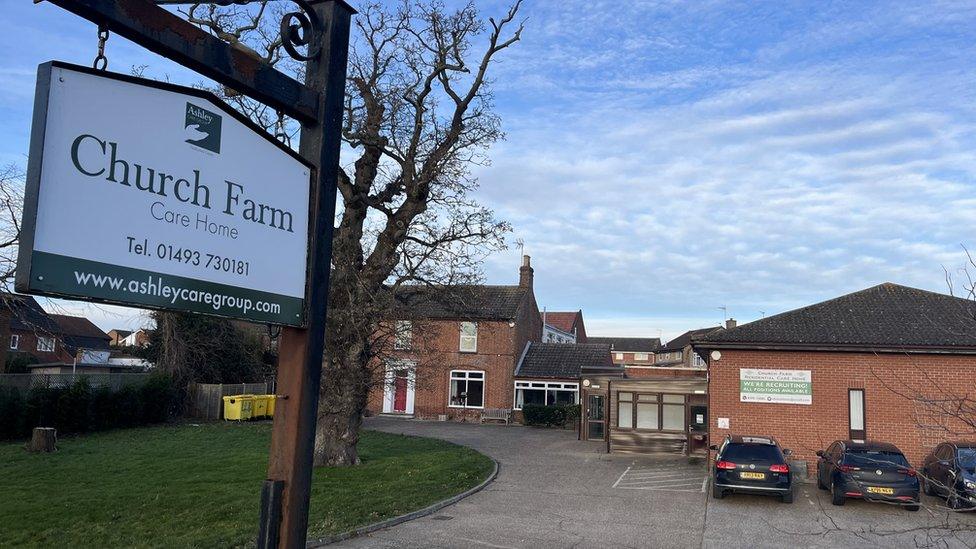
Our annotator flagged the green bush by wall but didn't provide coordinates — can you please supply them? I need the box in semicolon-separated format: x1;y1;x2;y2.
0;374;175;441
522;403;581;428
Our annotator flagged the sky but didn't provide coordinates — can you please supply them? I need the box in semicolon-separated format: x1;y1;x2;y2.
2;1;976;342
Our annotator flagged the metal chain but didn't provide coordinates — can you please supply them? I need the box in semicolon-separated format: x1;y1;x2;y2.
93;26;109;70
274;110;291;147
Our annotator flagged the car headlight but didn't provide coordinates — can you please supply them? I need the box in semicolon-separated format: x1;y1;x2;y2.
964;480;976;490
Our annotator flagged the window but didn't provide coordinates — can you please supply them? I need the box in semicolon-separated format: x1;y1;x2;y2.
615;352;624;360
693;354;705;367
635;353;648;361
514;381;579;409
449;370;484;408
617;392;633;428
9;334;18;350
849;389;865;441
617;393;686;432
37;337;55;352
394;321;412;350
636;394;658;429
459;322;478;352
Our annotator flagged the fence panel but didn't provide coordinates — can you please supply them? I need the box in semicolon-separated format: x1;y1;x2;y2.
186;382;269;419
0;373;152;392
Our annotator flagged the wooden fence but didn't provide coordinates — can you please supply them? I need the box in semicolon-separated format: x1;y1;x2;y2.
0;373;152;392
186;382;272;420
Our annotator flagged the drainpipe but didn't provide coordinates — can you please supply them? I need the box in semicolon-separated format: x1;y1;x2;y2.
606;378;611;454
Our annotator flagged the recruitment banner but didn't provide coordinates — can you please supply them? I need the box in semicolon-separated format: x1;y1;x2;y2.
739;368;812;405
17;62;311;325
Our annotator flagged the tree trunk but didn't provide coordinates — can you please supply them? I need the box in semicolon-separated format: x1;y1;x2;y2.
26;427;57;453
314;344;370;467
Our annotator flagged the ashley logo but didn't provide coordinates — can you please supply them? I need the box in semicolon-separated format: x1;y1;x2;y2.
184;103;222;154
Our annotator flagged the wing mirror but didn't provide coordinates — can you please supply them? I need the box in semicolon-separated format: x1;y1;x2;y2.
783;449;792;457
815;450;825;458
708;444;718;451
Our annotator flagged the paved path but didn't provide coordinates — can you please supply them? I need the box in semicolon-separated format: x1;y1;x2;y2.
332;418;708;549
330;419;976;549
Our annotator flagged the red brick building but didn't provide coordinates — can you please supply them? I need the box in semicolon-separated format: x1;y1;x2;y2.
588;336;661;377
541;310;587;343
694;283;976;475
366;256;543;420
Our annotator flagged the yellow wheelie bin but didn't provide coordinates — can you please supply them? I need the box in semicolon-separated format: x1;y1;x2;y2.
252;394;269;419
222;395;254;421
266;394;277;418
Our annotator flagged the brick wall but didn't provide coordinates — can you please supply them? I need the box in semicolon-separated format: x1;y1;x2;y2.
708;349;976;474
367;315;541;420
611;352;655;365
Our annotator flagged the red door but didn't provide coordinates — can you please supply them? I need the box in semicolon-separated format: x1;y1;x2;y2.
393;375;408;413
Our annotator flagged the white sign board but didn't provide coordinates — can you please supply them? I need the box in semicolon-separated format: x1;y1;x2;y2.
740;368;812;405
18;62;311;325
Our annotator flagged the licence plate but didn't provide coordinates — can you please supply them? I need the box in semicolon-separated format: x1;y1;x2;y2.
866;486;894;495
740;472;765;480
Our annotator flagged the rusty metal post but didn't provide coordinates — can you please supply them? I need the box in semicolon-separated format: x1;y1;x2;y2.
264;2;353;548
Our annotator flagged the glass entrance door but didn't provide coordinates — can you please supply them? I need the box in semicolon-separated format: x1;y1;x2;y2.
587;394;605;440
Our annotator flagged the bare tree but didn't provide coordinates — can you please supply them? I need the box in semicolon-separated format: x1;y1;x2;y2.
178;0;522;465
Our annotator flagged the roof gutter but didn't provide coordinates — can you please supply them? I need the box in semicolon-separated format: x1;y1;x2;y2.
691;340;976;355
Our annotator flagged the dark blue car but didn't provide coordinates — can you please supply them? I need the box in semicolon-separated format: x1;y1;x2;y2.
922;442;976;510
816;440;920;511
711;435;794;503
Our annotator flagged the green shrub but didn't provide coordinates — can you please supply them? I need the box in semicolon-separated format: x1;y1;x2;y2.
0;374;175;440
522;403;576;427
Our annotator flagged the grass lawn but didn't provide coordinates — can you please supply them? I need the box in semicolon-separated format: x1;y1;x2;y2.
0;423;493;547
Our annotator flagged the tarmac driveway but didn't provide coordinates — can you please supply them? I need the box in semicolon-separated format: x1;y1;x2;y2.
329;419;976;549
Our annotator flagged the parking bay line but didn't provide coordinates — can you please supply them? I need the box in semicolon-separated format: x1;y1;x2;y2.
617;481;704;489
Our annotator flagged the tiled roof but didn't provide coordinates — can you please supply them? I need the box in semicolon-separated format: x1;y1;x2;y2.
541;311;581;333
588;336;661;352
696;283;976;350
3;294;60;334
661;327;723;351
515;342;621;379
393;285;529;321
50;314;111;352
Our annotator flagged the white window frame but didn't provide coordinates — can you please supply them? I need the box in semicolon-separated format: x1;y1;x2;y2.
9;334;18;350
394;320;412;350
459;322;478;353
693;354;705;367
614;352;624;360
36;336;55;352
513;380;580;410
635;352;648;361
449;370;485;409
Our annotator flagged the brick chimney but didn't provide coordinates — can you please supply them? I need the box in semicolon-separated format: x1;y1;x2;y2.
726;318;737;329
519;255;533;288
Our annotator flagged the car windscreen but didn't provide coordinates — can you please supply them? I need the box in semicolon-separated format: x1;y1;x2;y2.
958;448;976;472
843;450;910;468
721;443;783;462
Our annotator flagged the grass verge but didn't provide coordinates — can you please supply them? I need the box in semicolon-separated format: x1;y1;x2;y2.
0;422;493;547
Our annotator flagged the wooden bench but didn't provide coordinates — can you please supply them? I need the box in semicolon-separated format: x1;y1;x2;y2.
480;408;512;425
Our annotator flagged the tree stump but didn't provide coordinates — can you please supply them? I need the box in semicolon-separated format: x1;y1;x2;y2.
26;427;57;453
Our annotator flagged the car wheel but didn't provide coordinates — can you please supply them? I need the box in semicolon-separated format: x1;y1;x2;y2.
830;481;846;506
906;504;920;512
817;470;827;491
712;481;725;500
782;490;794;504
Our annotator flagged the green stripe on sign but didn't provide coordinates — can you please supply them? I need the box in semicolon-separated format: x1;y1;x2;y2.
740;380;811;395
28;251;305;326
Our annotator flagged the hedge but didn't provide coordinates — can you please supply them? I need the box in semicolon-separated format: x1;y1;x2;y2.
522;403;581;428
0;374;175;441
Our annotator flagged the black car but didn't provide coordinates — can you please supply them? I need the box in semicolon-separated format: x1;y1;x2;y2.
816;440;920;511
922;441;976;510
710;435;794;503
